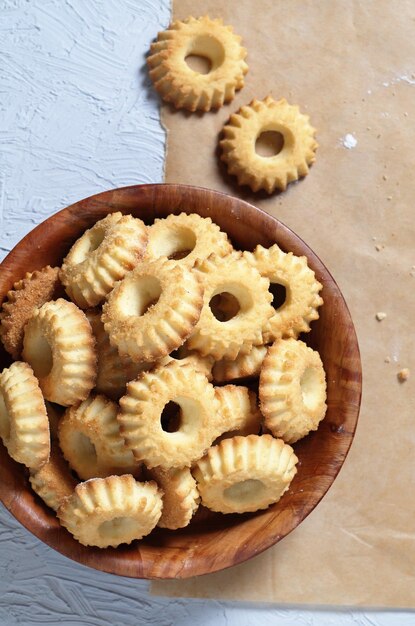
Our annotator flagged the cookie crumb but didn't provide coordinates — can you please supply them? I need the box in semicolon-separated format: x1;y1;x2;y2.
376;312;387;321
387;195;392;201
382;174;387;181
342;133;357;149
384;357;391;363
375;244;383;251
397;368;410;382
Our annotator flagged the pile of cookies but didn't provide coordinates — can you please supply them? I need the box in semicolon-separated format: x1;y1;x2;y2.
147;16;318;194
0;212;326;548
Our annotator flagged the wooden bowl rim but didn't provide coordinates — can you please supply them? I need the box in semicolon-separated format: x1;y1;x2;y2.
0;183;362;579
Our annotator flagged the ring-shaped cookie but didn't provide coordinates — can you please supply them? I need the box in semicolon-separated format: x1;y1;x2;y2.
244;244;323;342
0;265;63;359
118;362;222;468
29;443;77;511
193;434;298;514
212;344;268;383
102;258;203;363
145;213;232;267
187;253;273;360
220;96;318;193
147;16;248;112
0;361;50;470
22;299;97;406
214;386;262;443
60;212;148;309
86;309;150;400
57;475;163;547
259;339;327;443
58;394;140;480
146;466;200;530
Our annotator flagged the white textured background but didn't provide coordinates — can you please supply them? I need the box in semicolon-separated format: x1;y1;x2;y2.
0;1;413;624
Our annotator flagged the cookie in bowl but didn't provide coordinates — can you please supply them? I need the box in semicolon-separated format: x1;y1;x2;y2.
0;184;361;577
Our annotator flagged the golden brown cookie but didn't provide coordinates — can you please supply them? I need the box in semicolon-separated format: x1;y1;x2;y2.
243;244;323;342
57;475;163;547
22;299;97;406
187;253;273;360
147;16;248;112
29;443;77;511
144;213;232;267
259;339;327;443
214;385;262;442
0;361;50;470
0;265;62;359
118;361;222;468
60;212;148;308
220;96;317;193
102;258;203;363
58;394;140;480
193;434;298;514
146;466;200;530
86;309;150;400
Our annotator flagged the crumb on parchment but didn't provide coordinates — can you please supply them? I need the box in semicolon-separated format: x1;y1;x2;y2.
397;368;410;382
376;312;387;321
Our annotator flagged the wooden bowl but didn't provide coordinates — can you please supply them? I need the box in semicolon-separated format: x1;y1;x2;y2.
0;184;361;579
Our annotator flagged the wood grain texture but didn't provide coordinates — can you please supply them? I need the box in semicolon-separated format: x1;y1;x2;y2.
0;183;361;579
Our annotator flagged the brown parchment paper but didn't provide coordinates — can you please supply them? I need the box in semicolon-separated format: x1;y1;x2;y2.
151;0;415;607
